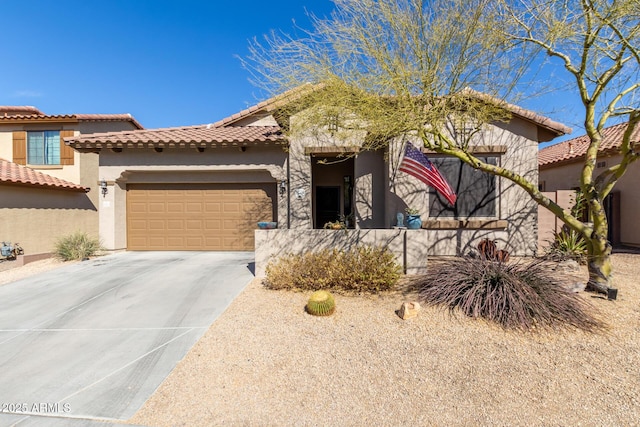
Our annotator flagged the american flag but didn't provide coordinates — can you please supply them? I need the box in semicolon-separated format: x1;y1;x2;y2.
399;143;457;206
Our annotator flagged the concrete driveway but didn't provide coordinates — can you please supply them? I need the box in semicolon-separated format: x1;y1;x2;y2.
0;251;254;426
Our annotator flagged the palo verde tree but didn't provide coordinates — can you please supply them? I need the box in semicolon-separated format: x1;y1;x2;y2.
244;0;639;295
495;0;640;294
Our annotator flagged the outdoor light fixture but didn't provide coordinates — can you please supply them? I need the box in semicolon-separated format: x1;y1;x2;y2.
279;180;287;196
100;179;108;198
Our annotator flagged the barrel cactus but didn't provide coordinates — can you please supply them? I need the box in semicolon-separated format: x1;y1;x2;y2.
306;290;336;316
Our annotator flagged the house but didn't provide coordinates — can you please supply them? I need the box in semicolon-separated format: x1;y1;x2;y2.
0;106;143;261
539;121;640;248
66;92;569;275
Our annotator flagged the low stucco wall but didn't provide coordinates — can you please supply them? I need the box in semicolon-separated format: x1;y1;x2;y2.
255;229;429;277
537;190;575;251
0;185;98;256
255;226;527;278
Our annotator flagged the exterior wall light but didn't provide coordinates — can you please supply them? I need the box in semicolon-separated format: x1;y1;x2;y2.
279;180;287;196
100;179;108;198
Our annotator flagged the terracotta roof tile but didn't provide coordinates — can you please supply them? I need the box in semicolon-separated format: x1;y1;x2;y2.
211;85;571;138
460;88;572;137
0;106;43;115
0;107;143;129
66;125;284;148
539;122;640;168
210;85;314;127
0;159;87;192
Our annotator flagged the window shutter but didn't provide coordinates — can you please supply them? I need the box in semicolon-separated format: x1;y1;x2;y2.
60;130;75;165
12;131;27;165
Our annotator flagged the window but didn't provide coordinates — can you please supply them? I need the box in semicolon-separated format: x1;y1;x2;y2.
27;131;60;165
429;156;498;218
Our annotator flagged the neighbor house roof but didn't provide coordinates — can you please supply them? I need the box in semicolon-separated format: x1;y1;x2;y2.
0;158;86;192
539;122;640;169
0;106;144;129
66;124;284;149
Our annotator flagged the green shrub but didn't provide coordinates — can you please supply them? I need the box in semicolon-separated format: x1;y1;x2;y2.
545;227;587;264
409;257;604;332
264;246;402;294
54;232;103;261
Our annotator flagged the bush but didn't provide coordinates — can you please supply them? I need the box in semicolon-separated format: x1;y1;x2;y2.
264;246;402;294
408;257;604;332
54;232;103;261
545;227;587;264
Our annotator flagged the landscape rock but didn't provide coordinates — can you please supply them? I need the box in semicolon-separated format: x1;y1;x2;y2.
398;302;421;320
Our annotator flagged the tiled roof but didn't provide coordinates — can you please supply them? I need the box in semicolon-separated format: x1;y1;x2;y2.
210;85;313;127
67;125;284;149
539;122;640;168
459;88;572;137
0;106;143;129
211;85;572;138
0;158;86;192
0;106;43;115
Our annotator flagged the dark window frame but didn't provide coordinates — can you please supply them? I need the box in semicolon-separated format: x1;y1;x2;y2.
428;156;499;219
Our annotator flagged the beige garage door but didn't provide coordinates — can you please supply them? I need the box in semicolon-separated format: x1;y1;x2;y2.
127;183;276;251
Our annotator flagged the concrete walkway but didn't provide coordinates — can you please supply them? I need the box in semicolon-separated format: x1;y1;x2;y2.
0;251;254;426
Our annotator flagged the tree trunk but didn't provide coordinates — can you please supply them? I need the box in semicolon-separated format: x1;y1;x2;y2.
585;243;613;295
584;208;613;295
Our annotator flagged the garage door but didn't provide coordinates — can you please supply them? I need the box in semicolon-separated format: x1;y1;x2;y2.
126;183;276;251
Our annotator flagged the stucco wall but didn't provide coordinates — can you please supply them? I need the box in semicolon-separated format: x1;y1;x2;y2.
254;229;429;277
0;185;97;256
384;119;540;256
283;113;542;256
97;145;288;250
537;190;576;250
540;154;640;246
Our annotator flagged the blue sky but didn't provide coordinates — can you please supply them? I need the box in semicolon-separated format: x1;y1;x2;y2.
1;1;583;143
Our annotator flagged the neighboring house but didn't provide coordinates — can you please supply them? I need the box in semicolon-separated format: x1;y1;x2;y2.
539;121;640;248
0;106;143;259
67;93;569;275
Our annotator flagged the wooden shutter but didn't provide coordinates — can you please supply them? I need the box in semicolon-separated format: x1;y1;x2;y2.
60;130;75;165
12;131;27;165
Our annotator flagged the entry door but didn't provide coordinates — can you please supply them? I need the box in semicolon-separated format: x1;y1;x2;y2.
315;186;340;228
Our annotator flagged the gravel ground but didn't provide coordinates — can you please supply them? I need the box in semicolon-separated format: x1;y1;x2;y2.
0;257;71;286
129;253;640;427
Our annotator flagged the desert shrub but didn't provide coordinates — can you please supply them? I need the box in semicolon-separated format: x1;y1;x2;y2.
54;232;103;261
264;246;402;294
409;257;604;332
545;227;588;264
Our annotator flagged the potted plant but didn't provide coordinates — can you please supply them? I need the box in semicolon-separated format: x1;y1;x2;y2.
323;219;346;230
405;207;422;229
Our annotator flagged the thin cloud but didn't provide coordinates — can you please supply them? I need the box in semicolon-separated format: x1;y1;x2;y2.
11;90;43;98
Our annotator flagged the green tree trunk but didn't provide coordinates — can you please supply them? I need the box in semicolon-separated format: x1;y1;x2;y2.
584;207;613;295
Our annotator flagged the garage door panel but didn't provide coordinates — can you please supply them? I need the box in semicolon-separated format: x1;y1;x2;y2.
185;220;203;231
167;220;184;230
127;183;275;251
167;203;184;213
148;203;166;213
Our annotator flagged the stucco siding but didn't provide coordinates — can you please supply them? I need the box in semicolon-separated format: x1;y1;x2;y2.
96;145;288;250
0;185;97;256
540;155;640;246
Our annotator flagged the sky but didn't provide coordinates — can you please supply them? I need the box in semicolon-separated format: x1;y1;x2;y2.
1;1;585;144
